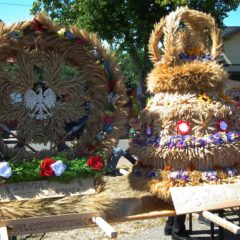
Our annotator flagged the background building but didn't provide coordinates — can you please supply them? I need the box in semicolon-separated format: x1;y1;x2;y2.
222;27;240;80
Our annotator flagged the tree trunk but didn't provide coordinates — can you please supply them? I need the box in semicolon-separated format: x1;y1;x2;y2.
129;48;147;108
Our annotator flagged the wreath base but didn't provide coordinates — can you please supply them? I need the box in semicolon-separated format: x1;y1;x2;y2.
0;177;95;202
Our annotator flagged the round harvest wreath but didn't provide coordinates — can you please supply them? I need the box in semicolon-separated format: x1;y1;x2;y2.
0;14;127;183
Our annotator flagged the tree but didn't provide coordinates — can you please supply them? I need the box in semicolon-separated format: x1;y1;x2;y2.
31;0;240;105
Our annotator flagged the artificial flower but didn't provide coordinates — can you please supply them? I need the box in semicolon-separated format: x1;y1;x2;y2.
64;30;75;40
57;28;65;37
7;30;23;40
217;119;229;132
76;38;86;46
51;160;67;176
107;93;119;105
198;93;212;103
146;124;152;136
176;120;191;135
31;18;48;31
7;57;16;63
10;92;22;104
0;162;12;178
103;114;113;124
202;171;217;181
164;165;173;171
87;155;104;170
40;158;55;177
103;124;113;133
108;80;116;92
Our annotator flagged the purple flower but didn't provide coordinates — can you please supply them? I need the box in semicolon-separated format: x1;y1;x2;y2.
134;168;142;177
202;171;217;181
179;52;187;60
176;140;186;148
146;169;156;178
169;171;181;180
197;139;207;147
180;171;189;181
226;168;238;177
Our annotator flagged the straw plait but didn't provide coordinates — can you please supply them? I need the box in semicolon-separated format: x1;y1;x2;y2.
148;6;222;66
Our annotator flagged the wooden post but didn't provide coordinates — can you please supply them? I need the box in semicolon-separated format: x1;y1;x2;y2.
0;227;9;240
92;217;117;238
202;210;240;235
211;221;215;240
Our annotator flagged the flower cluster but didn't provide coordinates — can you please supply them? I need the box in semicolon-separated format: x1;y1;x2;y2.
132;131;240;149
0;154;104;181
179;52;211;61
133;165;239;183
87;155;104;170
163;167;238;182
40;158;67;177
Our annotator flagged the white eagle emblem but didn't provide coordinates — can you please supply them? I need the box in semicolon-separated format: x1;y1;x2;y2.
23;87;57;121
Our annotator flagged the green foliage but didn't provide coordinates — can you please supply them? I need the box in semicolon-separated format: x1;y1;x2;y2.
6;155;103;183
156;0;240;26
31;0;167;50
30;0;240;99
114;51;139;90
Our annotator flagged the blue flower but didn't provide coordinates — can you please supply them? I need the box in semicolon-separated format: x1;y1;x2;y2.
179;52;188;60
202;171;217;181
64;31;75;40
51;160;67;176
103;124;113;133
134;168;142;177
0;162;12;178
146;169;156;178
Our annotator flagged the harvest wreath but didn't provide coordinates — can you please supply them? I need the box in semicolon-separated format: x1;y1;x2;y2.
0;13;127;184
128;7;240;201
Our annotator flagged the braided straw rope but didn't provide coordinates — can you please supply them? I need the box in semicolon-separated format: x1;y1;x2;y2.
148;6;222;66
0;13;127;161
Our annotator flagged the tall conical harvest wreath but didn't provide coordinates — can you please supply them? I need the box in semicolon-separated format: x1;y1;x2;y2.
128;7;240;201
0;14;127;183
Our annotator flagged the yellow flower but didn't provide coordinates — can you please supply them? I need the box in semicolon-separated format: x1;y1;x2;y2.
57;28;65;37
198;93;212;103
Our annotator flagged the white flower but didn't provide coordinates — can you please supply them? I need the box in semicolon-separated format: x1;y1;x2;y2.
107;93;120;105
0;162;12;178
51;160;67;176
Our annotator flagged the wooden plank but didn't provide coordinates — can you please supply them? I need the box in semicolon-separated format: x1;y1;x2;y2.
0;227;9;240
117;210;176;221
170;184;240;215
109;196;175;222
202;211;240;234
0;178;95;202
0;212;104;236
92;217;117;238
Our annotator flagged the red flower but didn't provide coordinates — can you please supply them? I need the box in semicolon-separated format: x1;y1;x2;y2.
87;155;104;170
176;120;191;135
31;19;48;31
164;165;173;171
103;115;113;124
40;158;55;177
108;80;116;91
